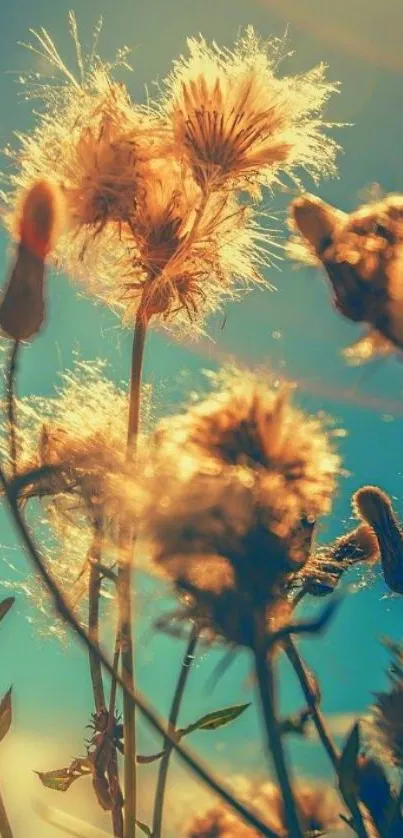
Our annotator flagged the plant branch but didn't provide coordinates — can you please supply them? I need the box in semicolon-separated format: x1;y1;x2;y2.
6;341;19;479
88;521;106;714
285;638;370;838
253;613;303;838
152;625;198;838
119;310;148;838
0;466;280;838
285;637;339;769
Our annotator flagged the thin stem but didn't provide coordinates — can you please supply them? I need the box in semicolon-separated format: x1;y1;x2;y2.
152;625;198;838
285;637;339;769
0;786;13;838
0;467;280;838
6;341;19;479
285;638;370;838
253;615;304;838
119;310;148;838
108;633;123;838
88;522;106;714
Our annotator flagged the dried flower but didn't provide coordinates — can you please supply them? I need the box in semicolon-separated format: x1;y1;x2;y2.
301;523;379;597
289;192;403;363
0;179;65;341
3;16;276;335
353;486;403;594
137;368;340;645
163;27;340;195
183;778;343;836
0;358;152;638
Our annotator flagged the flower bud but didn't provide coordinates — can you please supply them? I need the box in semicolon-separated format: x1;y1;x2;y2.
354;486;403;594
0;180;65;341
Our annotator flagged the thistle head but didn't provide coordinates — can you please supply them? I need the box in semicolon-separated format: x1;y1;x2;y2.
137;368;340;645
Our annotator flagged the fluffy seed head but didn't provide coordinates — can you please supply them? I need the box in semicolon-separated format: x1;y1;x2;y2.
164;28;340;195
136;368;340;645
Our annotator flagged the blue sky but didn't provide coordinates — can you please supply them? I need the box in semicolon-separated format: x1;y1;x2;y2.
0;0;403;835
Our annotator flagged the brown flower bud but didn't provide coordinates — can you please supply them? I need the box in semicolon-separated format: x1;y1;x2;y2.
0;180;65;341
354;486;403;594
291;194;346;256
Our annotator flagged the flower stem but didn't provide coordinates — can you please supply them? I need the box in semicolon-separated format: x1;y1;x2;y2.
0;786;13;838
119;310;149;838
253;615;304;838
88;522;106;715
285;637;339;769
152;625;198;838
285;637;370;838
6;341;19;478
0;469;281;838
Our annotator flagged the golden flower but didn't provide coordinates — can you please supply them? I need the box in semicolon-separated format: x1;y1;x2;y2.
4;17;276;334
136;368;340;645
289;192;403;363
163;27;340;194
353;486;403;595
0;358;152;640
183;779;343;836
5;16;160;235
120;160;273;325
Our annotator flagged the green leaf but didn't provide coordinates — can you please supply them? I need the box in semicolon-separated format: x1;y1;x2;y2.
35;758;91;793
136;820;152;837
0;598;15;624
339;722;360;801
0;688;12;743
179;703;251;737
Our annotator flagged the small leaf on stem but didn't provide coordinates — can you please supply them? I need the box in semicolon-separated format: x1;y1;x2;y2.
339;722;360;800
136;820;152;837
0;598;15;624
0;688;12;742
178;703;251;736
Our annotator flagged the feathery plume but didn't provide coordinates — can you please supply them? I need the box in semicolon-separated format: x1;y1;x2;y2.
3;16;276;335
0;358;152;638
163;27;340;195
289;192;403;363
136;368;340;645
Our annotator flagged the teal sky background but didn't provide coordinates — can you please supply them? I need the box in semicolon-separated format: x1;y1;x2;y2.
0;1;403;835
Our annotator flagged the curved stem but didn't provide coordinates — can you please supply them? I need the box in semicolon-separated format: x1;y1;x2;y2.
119;310;149;838
253;615;303;838
285;638;370;838
0;465;280;838
6;341;19;478
152;626;198;838
285;637;339;769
